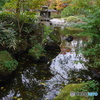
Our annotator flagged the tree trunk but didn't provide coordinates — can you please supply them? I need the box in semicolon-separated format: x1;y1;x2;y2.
16;0;20;14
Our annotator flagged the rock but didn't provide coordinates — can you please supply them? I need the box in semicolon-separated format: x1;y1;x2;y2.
44;44;60;51
65;36;74;42
64;16;81;22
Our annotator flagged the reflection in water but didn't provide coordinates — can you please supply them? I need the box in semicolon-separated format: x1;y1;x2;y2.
0;63;52;100
2;90;20;100
44;38;89;99
0;34;91;100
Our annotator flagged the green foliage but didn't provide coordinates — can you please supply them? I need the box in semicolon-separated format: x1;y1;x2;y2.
0;10;54;55
42;26;53;44
0;51;18;72
82;44;100;68
28;25;60;59
2;60;18;71
74;80;99;100
61;0;100;17
77;6;100;68
4;0;46;12
54;80;99;100
42;26;61;45
0;11;36;35
29;35;38;46
43;26;53;36
61;6;76;17
29;25;53;47
0;11;15;22
18;13;36;34
0;11;35;24
19;13;36;23
54;83;94;100
0;21;17;49
0;0;9;10
76;80;99;92
0;11;36;50
29;44;45;59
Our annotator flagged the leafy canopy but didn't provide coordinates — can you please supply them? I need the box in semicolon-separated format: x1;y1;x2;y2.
4;0;46;12
61;0;100;17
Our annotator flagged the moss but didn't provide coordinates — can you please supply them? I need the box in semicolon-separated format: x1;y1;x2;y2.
60;27;83;37
54;83;93;100
65;16;81;22
66;27;84;32
0;51;18;75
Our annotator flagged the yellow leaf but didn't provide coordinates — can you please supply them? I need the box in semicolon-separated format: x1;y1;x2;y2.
18;72;22;74
1;87;4;90
3;89;6;91
40;83;46;86
13;96;18;99
17;98;22;100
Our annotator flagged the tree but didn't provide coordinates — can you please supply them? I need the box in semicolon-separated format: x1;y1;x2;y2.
49;0;68;11
56;0;65;11
61;0;100;17
61;0;100;68
4;0;46;35
79;6;100;68
4;0;46;13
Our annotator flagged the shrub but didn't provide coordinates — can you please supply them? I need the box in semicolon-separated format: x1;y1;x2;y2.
61;6;76;17
76;80;99;92
0;11;15;23
0;51;18;74
76;6;100;68
29;44;45;59
0;11;36;50
0;21;17;49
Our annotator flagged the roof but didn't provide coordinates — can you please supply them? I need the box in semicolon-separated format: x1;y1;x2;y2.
41;6;48;8
47;9;58;12
40;9;57;12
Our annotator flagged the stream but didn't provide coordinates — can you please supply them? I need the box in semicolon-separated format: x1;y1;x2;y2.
0;26;93;100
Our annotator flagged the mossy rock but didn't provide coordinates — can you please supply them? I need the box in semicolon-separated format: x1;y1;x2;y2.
0;51;18;75
66;27;84;32
60;27;83;36
54;83;93;100
65;16;81;22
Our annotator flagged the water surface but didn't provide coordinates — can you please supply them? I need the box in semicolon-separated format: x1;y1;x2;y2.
0;27;91;100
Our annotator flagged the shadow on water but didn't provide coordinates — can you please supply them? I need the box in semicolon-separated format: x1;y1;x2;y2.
0;61;52;100
0;26;97;100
